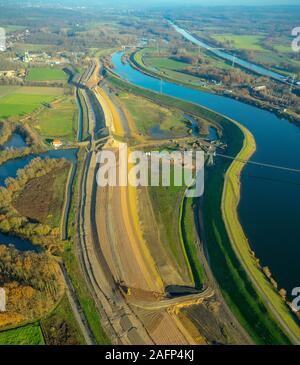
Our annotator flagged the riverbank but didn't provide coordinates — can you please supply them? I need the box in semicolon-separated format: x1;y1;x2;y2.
129;49;300;125
103;70;299;344
222;121;300;344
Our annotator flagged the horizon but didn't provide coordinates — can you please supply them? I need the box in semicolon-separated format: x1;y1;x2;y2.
1;0;300;7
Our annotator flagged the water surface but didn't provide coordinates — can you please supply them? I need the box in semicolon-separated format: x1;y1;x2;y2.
2;133;27;149
169;20;287;82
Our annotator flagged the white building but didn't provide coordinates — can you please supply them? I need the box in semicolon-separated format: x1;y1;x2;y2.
0;27;6;51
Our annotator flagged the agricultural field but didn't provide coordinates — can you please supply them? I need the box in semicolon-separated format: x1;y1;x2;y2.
27;67;68;82
133;48;229;88
13;161;70;228
212;34;265;51
13;43;56;53
0;323;44;345
145;57;187;70
142;56;207;86
1;25;26;33
32;96;78;141
0;86;62;119
0;86;19;98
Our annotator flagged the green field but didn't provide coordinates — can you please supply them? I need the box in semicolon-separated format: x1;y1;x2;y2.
27;68;68;82
273;44;294;53
145;57;187;70
14;43;55;52
143;56;204;86
0;94;54;119
1;25;26;33
212;34;265;51
32;96;78;141
117;92;187;137
0;88;59;120
0;323;44;345
132;49;213;89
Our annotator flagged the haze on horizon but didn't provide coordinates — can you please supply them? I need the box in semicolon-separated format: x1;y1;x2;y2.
2;0;300;6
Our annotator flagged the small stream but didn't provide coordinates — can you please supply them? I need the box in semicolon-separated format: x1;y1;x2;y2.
184;114;218;139
75;88;84;142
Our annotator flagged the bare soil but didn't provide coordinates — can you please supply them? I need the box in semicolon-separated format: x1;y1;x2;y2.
13;162;69;227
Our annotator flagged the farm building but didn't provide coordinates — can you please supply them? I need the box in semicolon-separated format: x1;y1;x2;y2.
52;139;63;149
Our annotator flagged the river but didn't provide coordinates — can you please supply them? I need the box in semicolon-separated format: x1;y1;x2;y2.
168;20;287;82
111;51;300;294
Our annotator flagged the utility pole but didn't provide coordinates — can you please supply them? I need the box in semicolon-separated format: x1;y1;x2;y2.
232;54;236;68
290;74;296;93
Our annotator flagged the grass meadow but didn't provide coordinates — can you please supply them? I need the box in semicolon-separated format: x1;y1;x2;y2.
0;86;63;119
0;323;44;345
32;96;78;141
27;67;68;82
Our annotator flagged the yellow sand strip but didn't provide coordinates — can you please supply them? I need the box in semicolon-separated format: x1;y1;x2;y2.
95;87;125;137
121;155;164;291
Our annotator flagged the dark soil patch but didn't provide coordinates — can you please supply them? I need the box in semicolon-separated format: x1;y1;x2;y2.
12;162;69;227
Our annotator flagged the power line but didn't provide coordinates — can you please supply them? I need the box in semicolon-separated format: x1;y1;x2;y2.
239;173;300;187
204;151;300;186
213;152;300;173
